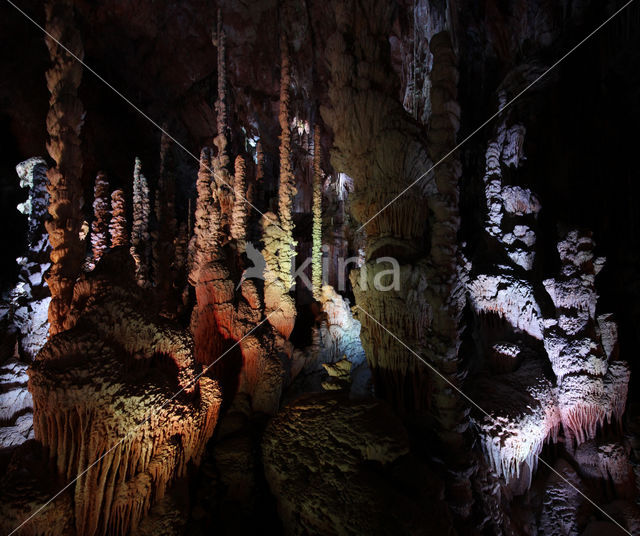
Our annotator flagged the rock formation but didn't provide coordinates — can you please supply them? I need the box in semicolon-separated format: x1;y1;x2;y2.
543;230;630;445
263;392;454;535
26;250;222;535
0;359;34;449
131;157;151;287
8;158;52;359
90;171;110;269
323;1;470;514
0;1;638;534
262;32;297;341
43;0;85;335
109;188;128;248
230;155;247;251
311;127;323;301
468;83;631;519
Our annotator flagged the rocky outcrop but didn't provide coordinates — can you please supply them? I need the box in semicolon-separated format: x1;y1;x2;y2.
474;356;560;491
230;155;247;251
43;0;85;335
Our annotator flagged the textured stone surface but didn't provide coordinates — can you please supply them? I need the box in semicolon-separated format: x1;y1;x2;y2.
24;251;222;535
263;393;452;535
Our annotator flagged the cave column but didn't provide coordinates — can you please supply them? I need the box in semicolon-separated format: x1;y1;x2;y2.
44;0;85;336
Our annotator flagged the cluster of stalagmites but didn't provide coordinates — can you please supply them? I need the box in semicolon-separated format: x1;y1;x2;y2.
1;251;222;536
468;102;630;503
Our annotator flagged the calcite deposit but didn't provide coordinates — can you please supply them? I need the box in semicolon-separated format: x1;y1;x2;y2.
43;0;85;335
0;0;637;534
26;251;221;535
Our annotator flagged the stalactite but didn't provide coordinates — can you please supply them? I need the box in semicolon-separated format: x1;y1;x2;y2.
90;172;110;269
131;157;151;286
230;155;248;251
43;0;85;336
311;127;323;301
262;32;297;340
109;189;128;248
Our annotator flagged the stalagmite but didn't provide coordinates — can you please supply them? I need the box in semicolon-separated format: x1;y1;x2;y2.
543;230;630;445
230;155;248;251
213;8;229;172
28;249;222;535
211;9;234;235
262;32;297;340
109;188;128;248
131;157;151;286
90;172;110;269
43;0;85;336
311;127;323;301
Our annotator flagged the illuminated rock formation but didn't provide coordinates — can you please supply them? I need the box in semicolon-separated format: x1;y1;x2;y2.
211;10;234;236
131;157;151;287
90;171;110;270
43;0;85;336
474;356;560;491
16;158;50;287
28;250;222;535
469;88;631;496
543;230;630;445
468;274;543;340
311;127;323;301
188;141;283;414
324;5;470;512
0;359;33;449
230;155;247;251
189;148;223;365
7;158;52;360
262;33;297;340
109;188;128;248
